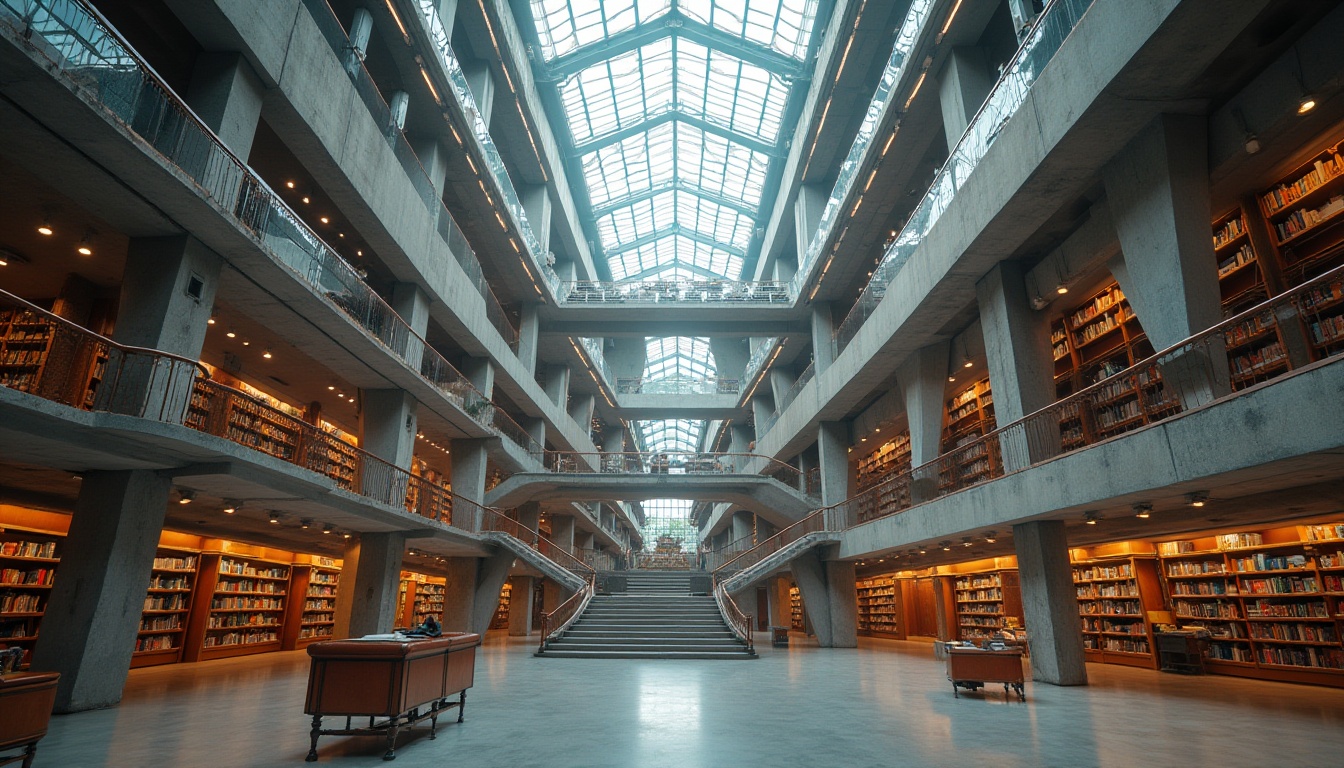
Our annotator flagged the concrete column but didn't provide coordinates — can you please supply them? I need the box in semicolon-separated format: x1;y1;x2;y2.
516;501;542;531
751;396;775;436
936;47;993;146
388;89;409;133
976;261;1059;470
710;337;750;384
391;281;430;369
349;8;373;60
769;368;795;407
816;421;849;507
601;428;625;454
1103;114;1229;408
524;417;546;449
109;236;221;420
521;185;553;255
440;550;516;635
507;575;536;635
461;59;496;125
518;303;541;374
186;52;265;161
731;510;755;545
773;252;797;284
360;390;418;469
462;357;495;398
789;549;857;647
899;340;949;501
1014;520;1088;685
32;470;171;712
810;302;835;373
568;393;595;431
794;183;828;258
449;438;490;512
409;135;451;198
333;532;407;639
549;515;576;554
543;365;571;408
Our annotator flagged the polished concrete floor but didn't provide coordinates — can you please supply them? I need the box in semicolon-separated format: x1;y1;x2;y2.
35;634;1344;768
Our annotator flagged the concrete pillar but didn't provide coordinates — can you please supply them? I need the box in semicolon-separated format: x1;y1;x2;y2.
976;261;1059;470
449;438;490;513
751;396;775;437
710;337;750;384
349;8;373;60
440;550;516;635
773;252;797;284
602;428;625;455
461;59;496;125
1014;520;1088;686
1103;114;1229;408
810;302;835;373
794;182;828;258
543;365;571;408
524;417;546;449
360;390;418;469
768;368;795;407
521;185;553;255
731;510;755;545
516;501;542;531
333;531;407;639
388;89;409;132
936;47;993;146
730;423;753;454
508;575;536;635
518;303;541;374
462;356;495;398
550;515;576;554
186;52;265;161
899;340;949;501
816;421;849;508
568;393;595;431
789;549;857;647
391;281;430;369
409;135;451;199
31;470;171;712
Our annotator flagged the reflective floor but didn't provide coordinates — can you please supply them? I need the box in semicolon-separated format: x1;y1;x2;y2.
37;635;1344;767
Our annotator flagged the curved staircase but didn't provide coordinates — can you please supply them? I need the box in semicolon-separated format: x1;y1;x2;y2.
536;571;756;659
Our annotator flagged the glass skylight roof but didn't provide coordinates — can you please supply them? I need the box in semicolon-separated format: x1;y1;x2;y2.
636;338;715;453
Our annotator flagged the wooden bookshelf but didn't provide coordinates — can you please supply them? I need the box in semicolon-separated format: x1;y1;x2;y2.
856;576;901;638
183;553;289;662
1212;207;1269;314
0;528;62;667
1072;555;1165;669
790;584;804;631
855;433;912;521
1157;523;1344;687
282;559;341;649
0;308;56;396
131;547;199;668
1259;139;1344;286
940;379;996;489
953;570;1022;642
397;572;447;628
490;582;512;631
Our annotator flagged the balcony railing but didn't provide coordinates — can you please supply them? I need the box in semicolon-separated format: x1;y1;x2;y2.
557;280;793;306
543;450;802;482
833;0;1096;353
0;0;540;456
298;0;519;349
756;362;814;438
616;377;740;395
717;263;1344;581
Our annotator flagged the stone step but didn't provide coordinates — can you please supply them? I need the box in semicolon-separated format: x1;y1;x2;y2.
574;619;727;628
563;630;736;639
553;636;743;646
536;649;756;660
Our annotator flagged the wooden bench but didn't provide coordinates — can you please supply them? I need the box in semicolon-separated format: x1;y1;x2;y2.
0;671;60;768
944;645;1026;701
304;633;480;761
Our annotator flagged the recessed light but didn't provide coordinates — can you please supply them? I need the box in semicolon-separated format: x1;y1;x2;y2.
1188;491;1209;508
963;360;973;368
301;519;312;529
178;489;195;505
241;339;250;346
77;244;93;256
1084;510;1100;525
268;511;280;524
320;217;329;224
226;329;237;338
1056;285;1069;295
1298;94;1317;114
302;196;310;204
207;316;216;325
262;349;273;359
322;524;333;534
1134;502;1152;519
286;181;295;189
37;224;54;236
328;385;335;390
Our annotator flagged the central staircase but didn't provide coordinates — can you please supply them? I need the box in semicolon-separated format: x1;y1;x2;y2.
537;571;756;659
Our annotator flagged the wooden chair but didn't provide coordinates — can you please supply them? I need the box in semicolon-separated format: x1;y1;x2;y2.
0;670;60;768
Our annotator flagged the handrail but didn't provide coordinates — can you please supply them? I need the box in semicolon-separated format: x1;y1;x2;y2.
717;261;1344;580
615;376;741;395
557;279;794;306
541;451;804;482
713;578;755;655
538;573;596;653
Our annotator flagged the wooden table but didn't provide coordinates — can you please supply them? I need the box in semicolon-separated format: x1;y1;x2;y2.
304;633;480;761
944;645;1026;701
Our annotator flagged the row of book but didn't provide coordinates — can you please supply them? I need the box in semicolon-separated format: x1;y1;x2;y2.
1271;195;1344;242
0;540;57;559
1307;314;1344;346
1069;286;1124;327
1261;151;1344;214
0;568;54;586
1230;553;1309;572
207;614;280;629
1213;215;1247;248
152;555;197;570
0;350;49;366
1223;311;1275;348
202;630;279;647
218;559;288;579
1230;341;1287;378
148;575;190;590
211;596;283;611
0;592;43;613
215;579;284;594
144;594;188;611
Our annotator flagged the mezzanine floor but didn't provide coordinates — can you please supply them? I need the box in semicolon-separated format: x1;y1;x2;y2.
36;634;1344;768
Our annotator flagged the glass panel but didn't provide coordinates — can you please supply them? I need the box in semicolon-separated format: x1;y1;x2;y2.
530;0;673;61
641;499;696;551
680;0;820;60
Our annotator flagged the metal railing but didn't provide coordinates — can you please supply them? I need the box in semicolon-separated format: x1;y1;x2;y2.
833;0;1096;353
756;362;815;438
713;579;755;655
557;280;794;306
717;263;1344;580
576;547;619;572
616;376;741;395
0;0;542;455
538;575;596;652
741;337;784;395
542;451;804;485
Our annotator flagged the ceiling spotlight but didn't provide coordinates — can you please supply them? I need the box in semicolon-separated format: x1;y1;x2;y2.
1188;491;1209;508
1243;134;1261;155
985;531;997;543
1056;285;1069;295
948;375;956;382
207;316;216;325
226;329;237;339
1084;510;1100;525
37;222;53;236
262;349;273;359
76;241;93;257
241;339;250;346
338;232;345;238
302;196;310;204
940;541;952;551
268;511;280;524
178;489;195;505
300;518;312;529
222;501;239;514
286;180;295;189
962;537;973;547
322;523;333;534
320;217;330;224
919;547;927;555
1134;502;1153;519
963;359;973;368
328;385;335;391
1298;94;1317;115
342;531;352;539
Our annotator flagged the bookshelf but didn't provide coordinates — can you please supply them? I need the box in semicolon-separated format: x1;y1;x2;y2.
940;379;996;489
790;584;804;631
856;576;901;638
130;547;199;668
1072;555;1165;669
0;528;61;667
1157;523;1344;687
490;582;512;631
854;433;912;522
0;308;56;396
1259;139;1344;286
1212;207;1268;314
397;572;447;627
953;570;1022;642
282;559;341;649
183;553;289;662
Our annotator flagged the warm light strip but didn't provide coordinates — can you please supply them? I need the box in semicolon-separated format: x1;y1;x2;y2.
449;125;462;146
384;0;409;42
509;238;520;253
903;71;927;110
863;169;877;192
850;197;863;218
880;127;898;157
466;155;478;175
802;1;868;178
495;211;507;230
419;65;442;105
940;0;965;36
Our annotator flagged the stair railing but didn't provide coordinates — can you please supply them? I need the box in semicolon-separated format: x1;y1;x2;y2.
713;577;755;655
537;573;596;653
